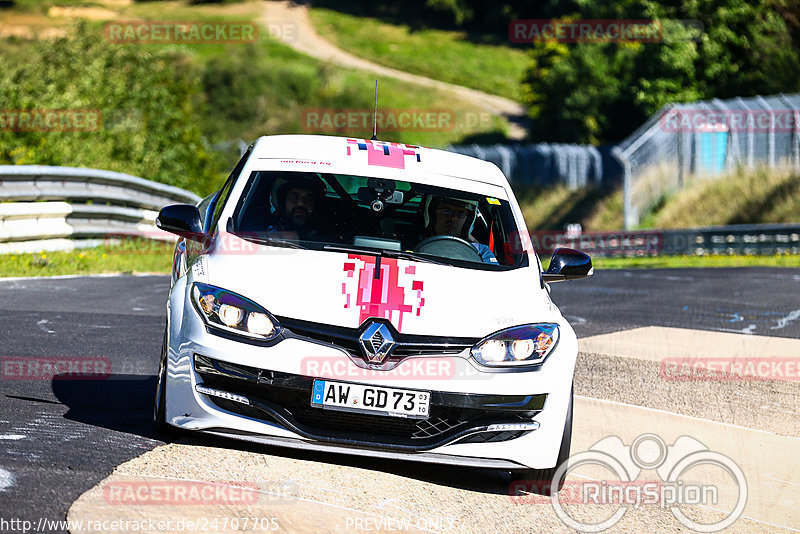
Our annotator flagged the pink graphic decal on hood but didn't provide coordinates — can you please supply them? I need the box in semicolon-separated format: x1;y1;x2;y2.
342;255;425;332
346;139;421;169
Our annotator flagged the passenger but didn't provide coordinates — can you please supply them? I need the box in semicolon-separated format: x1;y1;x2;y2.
268;176;326;240
423;196;498;263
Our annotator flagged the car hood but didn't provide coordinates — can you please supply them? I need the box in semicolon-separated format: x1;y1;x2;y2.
195;239;561;338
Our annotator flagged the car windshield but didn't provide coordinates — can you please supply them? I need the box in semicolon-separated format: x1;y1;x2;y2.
229;171;527;270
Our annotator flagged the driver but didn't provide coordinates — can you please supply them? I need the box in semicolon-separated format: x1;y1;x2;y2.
268;175;326;240
423;196;498;263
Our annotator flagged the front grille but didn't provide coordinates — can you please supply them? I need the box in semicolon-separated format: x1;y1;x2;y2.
211;394;530;447
278;316;477;360
202;373;499;445
194;355;544;450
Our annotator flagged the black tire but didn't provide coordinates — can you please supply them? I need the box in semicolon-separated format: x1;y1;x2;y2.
153;327;171;434
512;387;573;496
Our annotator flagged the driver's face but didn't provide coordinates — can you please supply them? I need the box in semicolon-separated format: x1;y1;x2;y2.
284;187;316;228
433;201;471;236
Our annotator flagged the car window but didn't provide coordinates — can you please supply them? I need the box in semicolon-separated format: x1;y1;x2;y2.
231;171;527;270
208;145;252;233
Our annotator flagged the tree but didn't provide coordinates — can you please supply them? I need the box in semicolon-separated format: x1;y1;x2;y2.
520;0;800;144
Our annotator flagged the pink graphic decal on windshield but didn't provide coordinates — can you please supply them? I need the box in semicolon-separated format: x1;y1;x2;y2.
342;254;425;331
345;139;421;169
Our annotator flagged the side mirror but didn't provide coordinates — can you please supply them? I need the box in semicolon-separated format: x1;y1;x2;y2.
156;204;205;243
543;247;593;283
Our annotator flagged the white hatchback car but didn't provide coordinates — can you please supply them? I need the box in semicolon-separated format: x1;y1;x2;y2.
155;134;592;491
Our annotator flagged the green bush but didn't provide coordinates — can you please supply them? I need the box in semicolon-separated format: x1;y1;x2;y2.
0;22;226;195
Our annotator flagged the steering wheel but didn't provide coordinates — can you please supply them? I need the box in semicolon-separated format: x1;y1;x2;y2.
413;235;483;262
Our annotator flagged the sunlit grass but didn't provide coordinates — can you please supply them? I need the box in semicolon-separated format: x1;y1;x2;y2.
0;240;173;278
569;254;800;270
650;167;800;228
2;242;796;279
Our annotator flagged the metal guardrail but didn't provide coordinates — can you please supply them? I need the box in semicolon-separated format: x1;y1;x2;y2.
532;223;800;257
662;223;800;256
2;166;796;258
0;165;201;253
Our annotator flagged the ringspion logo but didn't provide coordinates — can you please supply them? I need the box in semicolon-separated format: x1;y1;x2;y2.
510;433;747;532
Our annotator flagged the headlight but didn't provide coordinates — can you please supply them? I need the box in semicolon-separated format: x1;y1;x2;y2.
191;283;280;340
471;324;559;367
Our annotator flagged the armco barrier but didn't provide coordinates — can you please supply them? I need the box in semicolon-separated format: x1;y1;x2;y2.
0;165;201;253
666;223;800;256
2;166;796;257
532;223;800;257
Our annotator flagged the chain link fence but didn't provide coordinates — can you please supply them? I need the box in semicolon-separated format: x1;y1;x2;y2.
451;92;800;230
615;93;800;228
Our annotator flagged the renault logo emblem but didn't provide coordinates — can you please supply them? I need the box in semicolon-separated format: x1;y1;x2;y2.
359;322;396;364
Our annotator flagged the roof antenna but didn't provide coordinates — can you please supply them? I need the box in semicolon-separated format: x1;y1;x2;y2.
370;80;378;140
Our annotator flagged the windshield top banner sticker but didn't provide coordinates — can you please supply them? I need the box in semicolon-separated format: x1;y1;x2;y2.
346;139;421;169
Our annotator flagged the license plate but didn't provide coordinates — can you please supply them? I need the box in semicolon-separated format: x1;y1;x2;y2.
311;379;430;419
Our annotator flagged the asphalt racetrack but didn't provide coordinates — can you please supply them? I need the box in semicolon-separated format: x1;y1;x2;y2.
0;269;798;533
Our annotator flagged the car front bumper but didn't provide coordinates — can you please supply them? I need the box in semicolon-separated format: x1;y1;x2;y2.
164;280;578;470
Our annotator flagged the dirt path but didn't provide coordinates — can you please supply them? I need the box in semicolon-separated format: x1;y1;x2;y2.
261;1;529;140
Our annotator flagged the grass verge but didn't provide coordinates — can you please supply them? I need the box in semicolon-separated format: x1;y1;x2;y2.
1;245;796;279
0;242;172;278
649;167;800;228
580;254;799;270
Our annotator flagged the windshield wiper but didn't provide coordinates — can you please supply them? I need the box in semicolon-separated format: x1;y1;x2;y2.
323;244;444;265
388;250;447;265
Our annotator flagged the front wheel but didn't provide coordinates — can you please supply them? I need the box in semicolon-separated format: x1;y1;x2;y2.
153;327;170;434
513;387;573;496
